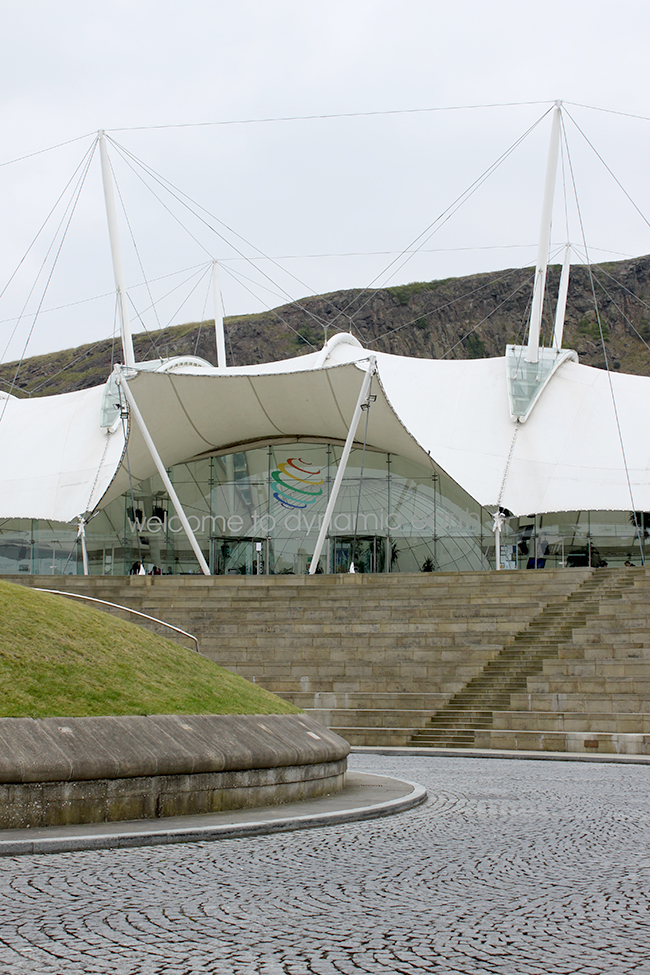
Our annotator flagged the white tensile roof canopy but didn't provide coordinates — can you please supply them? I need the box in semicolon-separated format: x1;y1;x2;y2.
0;332;648;527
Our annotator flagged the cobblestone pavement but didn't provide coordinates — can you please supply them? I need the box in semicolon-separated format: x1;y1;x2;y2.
0;754;649;974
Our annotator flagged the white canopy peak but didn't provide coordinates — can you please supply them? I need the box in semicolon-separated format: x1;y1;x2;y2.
506;344;578;423
314;332;364;368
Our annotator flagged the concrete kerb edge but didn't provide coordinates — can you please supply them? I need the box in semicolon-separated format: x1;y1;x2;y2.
352;745;650;765
0;774;427;857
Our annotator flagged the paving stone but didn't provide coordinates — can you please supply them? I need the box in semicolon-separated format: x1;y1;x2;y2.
0;755;649;973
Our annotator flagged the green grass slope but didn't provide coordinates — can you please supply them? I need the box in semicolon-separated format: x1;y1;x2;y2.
0;580;299;719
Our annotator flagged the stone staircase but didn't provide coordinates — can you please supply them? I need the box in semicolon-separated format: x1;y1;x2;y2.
408;568;636;748
477;566;650;754
11;567;596;747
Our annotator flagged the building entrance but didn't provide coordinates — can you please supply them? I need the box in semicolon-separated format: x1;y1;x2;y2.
210;537;266;575
331;536;386;573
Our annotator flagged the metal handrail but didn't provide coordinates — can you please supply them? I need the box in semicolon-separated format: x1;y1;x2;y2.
34;588;200;653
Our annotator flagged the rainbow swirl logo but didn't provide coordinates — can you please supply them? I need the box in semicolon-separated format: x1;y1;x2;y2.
272;458;324;510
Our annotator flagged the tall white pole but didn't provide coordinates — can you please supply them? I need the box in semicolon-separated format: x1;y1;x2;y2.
492;509;505;571
309;358;376;575
99;131;136;369
78;518;90;576
118;371;211;576
212;261;227;368
526;104;562;364
552;243;571;351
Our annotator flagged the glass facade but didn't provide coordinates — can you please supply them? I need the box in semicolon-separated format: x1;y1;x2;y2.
497;511;646;570
0;442;645;575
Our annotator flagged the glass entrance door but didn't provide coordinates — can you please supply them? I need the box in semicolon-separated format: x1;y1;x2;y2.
210;537;266;575
331;536;386;574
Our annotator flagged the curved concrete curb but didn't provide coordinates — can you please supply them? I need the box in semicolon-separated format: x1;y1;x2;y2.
0;772;426;856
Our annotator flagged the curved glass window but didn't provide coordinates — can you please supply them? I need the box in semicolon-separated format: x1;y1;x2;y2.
1;443;644;575
99;443;491;575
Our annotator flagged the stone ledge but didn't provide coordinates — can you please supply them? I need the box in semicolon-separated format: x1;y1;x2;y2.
0;714;350;829
0;714;348;784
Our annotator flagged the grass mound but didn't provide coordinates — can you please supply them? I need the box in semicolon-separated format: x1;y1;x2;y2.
0;580;299;719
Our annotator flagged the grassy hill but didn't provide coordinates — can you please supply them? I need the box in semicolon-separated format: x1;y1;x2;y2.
2;255;650;398
0;580;299;719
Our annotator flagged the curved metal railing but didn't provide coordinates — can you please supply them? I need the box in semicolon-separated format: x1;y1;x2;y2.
34;588;200;653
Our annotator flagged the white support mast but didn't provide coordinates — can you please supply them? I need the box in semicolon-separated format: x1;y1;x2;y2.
526;103;562;364
309;358;376;575
99;130;136;369
117;371;211;576
552;243;571;351
492;509;505;571
77;517;90;576
213;260;226;368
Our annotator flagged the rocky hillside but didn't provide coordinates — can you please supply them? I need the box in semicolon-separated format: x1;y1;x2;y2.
2;255;650;398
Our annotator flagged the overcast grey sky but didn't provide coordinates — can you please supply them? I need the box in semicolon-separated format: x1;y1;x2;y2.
1;0;649;361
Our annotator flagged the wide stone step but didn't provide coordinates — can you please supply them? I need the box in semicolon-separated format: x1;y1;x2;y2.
328;728;415;746
137;609;555;624
422;714;494;728
511;687;650;708
492;710;650;733
474;671;549;687
411;731;478;747
230;663;494;684
277;691;453;710
427;707;493;719
559;644;650;660
307;708;435;729
484;651;558;662
457;672;536;684
453;696;524;708
260;677;467;695
564;635;650;651
474;728;650;755
541;660;650;679
453;687;527;702
425;709;494;730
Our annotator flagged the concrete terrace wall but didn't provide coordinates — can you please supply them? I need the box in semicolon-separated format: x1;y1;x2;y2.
0;714;349;829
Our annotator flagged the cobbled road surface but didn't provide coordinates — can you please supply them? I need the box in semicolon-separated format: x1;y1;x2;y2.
0;754;649;974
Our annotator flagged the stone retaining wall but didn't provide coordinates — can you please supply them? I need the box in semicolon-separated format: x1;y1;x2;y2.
0;714;349;829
